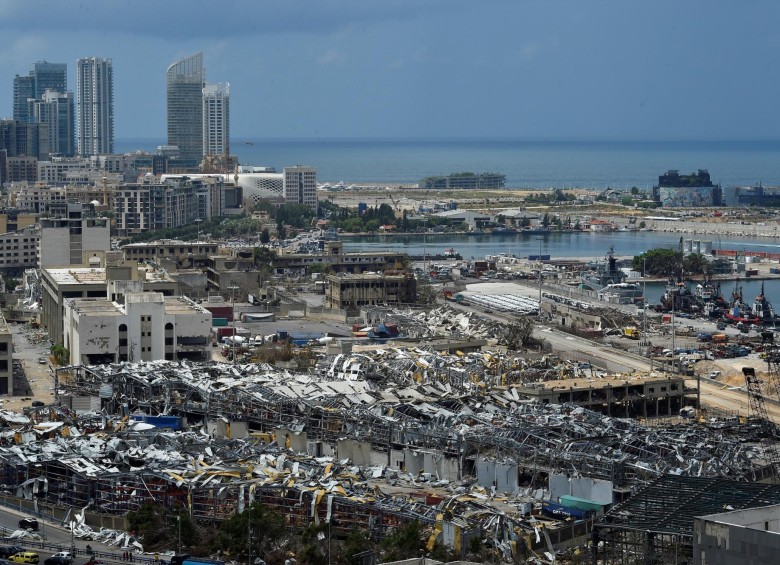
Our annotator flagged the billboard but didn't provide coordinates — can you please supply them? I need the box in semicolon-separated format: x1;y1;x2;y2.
658;186;715;207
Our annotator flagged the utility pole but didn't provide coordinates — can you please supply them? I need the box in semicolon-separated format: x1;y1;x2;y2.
642;258;648;346
229;285;239;363
537;236;544;315
177;514;181;555
247;501;252;565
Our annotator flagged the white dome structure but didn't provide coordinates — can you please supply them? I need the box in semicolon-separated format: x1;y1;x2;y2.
160;173;284;202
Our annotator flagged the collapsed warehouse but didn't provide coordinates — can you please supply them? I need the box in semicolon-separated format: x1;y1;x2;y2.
0;353;758;559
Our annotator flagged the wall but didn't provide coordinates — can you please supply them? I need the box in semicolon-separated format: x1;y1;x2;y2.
694;505;780;565
548;474;613;505
476;459;518;493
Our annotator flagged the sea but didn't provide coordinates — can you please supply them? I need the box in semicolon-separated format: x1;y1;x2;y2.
116;138;780;197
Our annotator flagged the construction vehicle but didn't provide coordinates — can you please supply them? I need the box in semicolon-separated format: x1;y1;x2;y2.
623;327;640;340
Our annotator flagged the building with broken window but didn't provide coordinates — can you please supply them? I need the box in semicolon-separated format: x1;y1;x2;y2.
41;264;178;347
63;292;211;364
325;272;416;313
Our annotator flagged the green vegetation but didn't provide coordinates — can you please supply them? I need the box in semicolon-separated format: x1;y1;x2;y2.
633;249;712;276
524;189;577;204
50;344;69;366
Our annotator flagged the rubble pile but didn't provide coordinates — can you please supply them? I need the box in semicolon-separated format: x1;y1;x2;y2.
368;306;507;341
0;356;764;560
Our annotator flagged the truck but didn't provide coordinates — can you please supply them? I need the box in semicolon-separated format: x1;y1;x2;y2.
712;333;728;344
623;327;640;340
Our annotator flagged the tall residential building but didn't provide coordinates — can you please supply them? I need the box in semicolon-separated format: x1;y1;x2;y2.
202;83;229;158
30;90;75;156
283;166;318;210
13;61;67;123
167;53;204;170
76;57;114;156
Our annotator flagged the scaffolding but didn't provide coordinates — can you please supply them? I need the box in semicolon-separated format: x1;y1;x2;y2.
594;476;780;564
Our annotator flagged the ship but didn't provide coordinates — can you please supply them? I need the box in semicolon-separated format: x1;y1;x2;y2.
723;282;760;324
751;282;780;325
660;277;695;312
580;247;625;291
520;227;552;235
597;282;644;304
491;226;518;235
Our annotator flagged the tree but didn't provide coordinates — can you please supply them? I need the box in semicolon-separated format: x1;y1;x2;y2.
633;248;684;276
212;502;285;560
683;253;710;275
50;345;69;366
630;186;639;195
501;317;535;350
380;521;425;562
259;228;270;244
541;213;550;228
415;277;438;306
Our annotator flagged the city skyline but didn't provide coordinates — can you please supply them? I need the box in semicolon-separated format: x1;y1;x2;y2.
0;1;778;141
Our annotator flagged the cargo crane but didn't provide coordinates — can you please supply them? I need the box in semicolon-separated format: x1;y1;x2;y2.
742;366;780;483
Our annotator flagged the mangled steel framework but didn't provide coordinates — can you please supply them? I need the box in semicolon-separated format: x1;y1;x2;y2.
0;351;770;560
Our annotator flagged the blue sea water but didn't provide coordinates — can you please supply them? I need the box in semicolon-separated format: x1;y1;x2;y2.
116;138;780;198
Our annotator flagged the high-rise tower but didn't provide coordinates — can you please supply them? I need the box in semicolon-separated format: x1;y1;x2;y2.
202;83;229;157
167;53;204;171
76;57;114;156
13;61;67;123
30;90;75;156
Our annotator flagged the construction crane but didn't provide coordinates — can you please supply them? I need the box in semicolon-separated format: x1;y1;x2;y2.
388;193;401;212
742;366;780;482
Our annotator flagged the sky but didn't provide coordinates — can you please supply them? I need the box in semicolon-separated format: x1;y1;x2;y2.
0;0;777;141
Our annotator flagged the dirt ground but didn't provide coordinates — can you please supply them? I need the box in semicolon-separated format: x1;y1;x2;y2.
3;322;55;413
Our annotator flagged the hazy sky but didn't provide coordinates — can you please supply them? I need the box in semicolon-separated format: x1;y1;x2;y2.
0;0;776;141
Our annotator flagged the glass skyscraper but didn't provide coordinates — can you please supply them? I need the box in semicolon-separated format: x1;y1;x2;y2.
13;61;67;123
167;53;205;171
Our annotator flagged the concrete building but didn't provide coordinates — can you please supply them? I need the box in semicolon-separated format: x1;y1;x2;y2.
113;177;220;236
63;292;211;365
274;241;407;276
40;264;178;348
167;53;204;171
120;240;218;268
38;202;110;269
325;272;416;313
202;83;229;157
0;211;36;234
6;157;38;183
76;57;114;156
652;169;723;208
0;227;39;273
694;503;780;564
283;166;317;209
162;171;280;206
516;374;690;418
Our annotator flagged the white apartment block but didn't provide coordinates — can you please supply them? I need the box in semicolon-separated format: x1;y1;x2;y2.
283;166;318;210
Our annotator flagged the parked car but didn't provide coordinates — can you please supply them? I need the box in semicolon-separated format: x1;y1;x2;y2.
18;518;37;530
0;549;24;560
44;557;71;565
9;553;39;564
